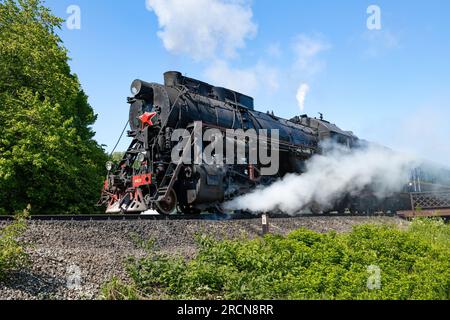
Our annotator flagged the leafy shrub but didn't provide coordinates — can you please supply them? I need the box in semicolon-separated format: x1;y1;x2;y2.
0;213;29;280
100;277;144;300
103;219;450;300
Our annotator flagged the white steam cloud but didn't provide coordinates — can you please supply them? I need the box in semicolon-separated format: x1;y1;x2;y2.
225;142;418;214
293;34;331;76
146;0;257;60
296;83;310;112
204;59;280;95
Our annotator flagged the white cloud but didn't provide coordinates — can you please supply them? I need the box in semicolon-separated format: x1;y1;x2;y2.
388;105;450;166
146;0;257;60
204;59;279;96
292;34;331;76
296;83;310;112
266;43;282;58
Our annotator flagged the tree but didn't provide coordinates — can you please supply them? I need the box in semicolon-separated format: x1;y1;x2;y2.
0;0;108;214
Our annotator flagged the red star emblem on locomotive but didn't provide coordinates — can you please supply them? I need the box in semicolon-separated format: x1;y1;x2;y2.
139;111;157;128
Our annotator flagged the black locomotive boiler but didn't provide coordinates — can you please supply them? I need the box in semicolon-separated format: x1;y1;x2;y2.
99;71;361;215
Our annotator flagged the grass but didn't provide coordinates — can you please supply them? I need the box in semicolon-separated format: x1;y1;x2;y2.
101;218;450;300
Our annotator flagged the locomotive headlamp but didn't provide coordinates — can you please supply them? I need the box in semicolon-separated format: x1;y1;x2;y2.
130;80;142;96
106;161;114;172
137;153;145;163
130;79;153;98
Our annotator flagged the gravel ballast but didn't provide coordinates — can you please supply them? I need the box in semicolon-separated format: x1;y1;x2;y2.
0;216;406;300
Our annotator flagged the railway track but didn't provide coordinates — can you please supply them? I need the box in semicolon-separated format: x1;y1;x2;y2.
0;212;395;222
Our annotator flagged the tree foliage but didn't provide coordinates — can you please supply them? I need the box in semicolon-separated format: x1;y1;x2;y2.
103;219;450;300
0;0;108;214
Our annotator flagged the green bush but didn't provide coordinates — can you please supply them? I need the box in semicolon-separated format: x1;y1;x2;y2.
0;213;29;280
103;219;450;300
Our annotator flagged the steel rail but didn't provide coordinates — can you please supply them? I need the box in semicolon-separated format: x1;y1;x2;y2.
0;212;391;222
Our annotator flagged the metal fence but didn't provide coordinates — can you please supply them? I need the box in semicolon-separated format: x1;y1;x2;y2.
410;191;450;210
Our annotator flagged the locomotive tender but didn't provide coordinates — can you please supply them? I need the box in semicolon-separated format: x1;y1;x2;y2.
99;71;360;215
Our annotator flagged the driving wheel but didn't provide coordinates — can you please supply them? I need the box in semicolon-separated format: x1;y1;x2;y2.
156;189;177;215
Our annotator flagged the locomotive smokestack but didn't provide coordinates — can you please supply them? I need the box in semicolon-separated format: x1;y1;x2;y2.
164;71;183;87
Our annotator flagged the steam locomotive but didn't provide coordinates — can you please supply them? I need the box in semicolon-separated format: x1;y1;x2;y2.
99;71;405;215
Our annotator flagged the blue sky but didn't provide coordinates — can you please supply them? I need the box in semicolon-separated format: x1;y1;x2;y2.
45;0;450;165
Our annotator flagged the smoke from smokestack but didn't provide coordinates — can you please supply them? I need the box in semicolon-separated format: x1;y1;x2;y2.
296;83;310;112
225;141;419;214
